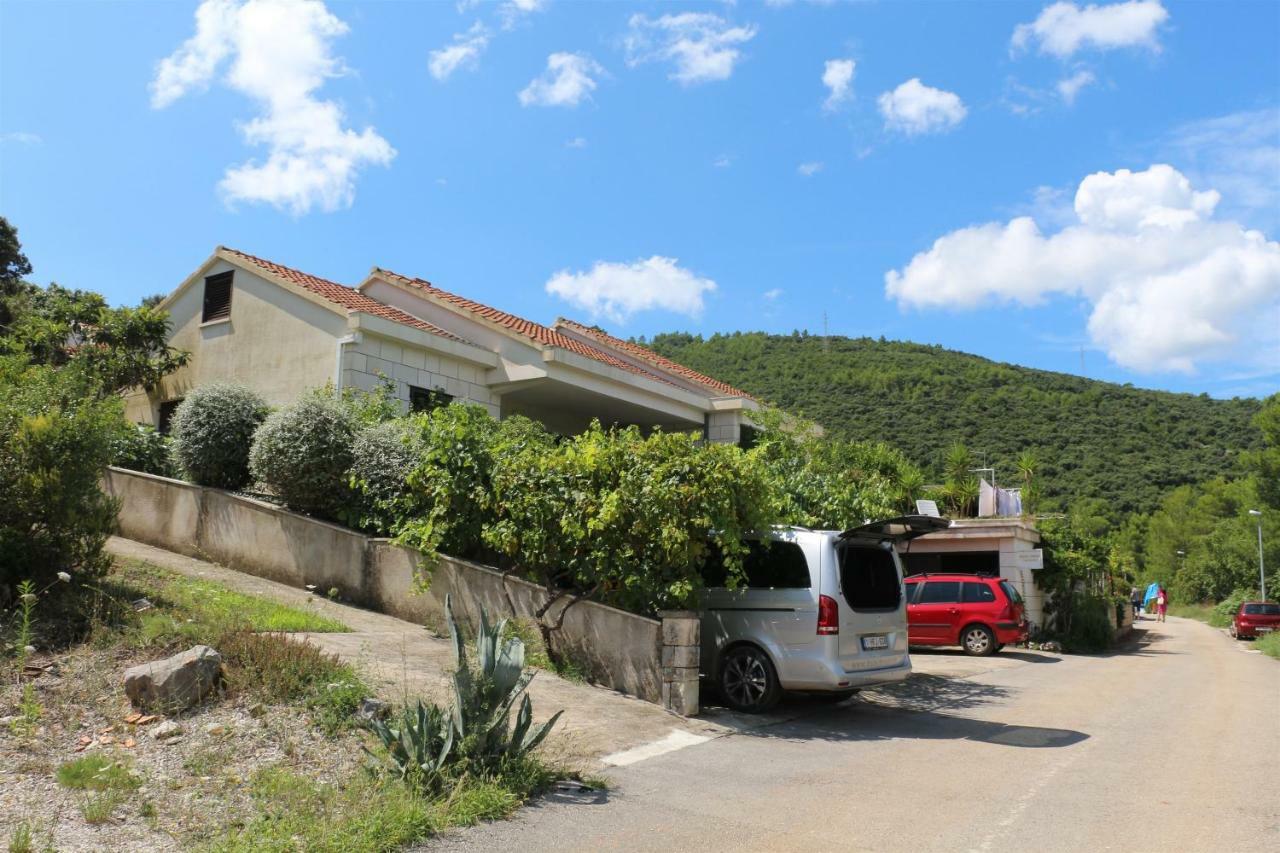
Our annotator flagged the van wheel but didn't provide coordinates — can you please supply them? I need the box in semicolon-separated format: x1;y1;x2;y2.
961;625;996;657
720;646;781;713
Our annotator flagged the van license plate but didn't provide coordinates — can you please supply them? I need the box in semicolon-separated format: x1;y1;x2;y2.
861;635;889;650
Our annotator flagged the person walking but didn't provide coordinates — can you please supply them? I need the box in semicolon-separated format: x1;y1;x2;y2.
1156;586;1168;623
1130;587;1143;620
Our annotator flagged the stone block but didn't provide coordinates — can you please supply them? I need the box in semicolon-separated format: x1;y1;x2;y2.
661;614;700;647
661;645;699;668
662;678;699;716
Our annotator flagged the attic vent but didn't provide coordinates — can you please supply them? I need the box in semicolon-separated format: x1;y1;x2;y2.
202;271;233;322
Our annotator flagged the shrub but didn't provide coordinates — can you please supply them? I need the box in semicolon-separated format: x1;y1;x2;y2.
1059;593;1115;653
485;421;777;614
249;389;357;518
0;356;122;596
110;423;176;478
348;419;422;534
392;404;507;560
169;383;268;490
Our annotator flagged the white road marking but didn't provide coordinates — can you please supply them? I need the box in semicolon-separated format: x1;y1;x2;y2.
601;729;711;767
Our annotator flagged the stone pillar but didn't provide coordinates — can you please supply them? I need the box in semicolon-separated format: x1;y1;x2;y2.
659;611;700;716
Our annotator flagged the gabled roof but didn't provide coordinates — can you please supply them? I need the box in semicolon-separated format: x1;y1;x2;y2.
555;318;754;400
368;268;687;390
220;247;468;344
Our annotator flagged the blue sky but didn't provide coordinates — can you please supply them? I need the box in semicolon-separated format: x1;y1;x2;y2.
1;0;1277;397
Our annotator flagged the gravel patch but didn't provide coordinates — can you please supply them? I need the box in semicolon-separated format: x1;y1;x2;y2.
2;643;365;851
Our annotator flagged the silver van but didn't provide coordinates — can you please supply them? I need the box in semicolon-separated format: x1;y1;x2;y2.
699;515;950;712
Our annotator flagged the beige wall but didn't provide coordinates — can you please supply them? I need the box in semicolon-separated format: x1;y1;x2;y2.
124;260;349;424
341;333;501;419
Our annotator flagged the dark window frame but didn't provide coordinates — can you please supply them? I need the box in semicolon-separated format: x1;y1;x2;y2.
409;385;454;413
201;271;233;323
157;399;183;435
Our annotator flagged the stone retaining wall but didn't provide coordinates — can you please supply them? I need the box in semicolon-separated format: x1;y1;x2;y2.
104;467;694;712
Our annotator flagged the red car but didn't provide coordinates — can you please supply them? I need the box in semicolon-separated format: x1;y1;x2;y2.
904;574;1028;656
1230;601;1280;640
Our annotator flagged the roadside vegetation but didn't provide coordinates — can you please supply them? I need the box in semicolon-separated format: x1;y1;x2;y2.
3;557;569;850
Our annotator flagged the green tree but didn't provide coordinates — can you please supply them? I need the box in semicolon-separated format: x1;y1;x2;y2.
0;215;34;332
2;284;188;395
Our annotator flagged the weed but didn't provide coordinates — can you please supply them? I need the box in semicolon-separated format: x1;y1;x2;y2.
183;746;230;778
7;821;33;853
81;790;124;825
216;629;369;734
56;754;142;792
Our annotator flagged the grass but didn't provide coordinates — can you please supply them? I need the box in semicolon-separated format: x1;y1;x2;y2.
1255;631;1280;660
7;821;34;853
202;762;553;853
1167;603;1232;628
500;618;587;683
56;754;143;792
111;560;349;636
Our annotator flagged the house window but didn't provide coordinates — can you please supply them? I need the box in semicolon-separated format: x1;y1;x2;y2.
157;399;183;435
201;271;233;323
409;385;453;413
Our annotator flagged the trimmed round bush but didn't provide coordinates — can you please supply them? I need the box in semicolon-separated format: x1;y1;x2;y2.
349;419;421;534
111;424;176;478
250;391;357;518
170;384;268;490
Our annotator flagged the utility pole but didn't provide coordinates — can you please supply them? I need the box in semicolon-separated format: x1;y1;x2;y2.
1249;510;1267;600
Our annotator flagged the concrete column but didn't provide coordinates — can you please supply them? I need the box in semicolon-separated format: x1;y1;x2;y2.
659;611;700;716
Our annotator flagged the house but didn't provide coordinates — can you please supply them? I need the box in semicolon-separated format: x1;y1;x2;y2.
897;518;1048;630
123;247;759;443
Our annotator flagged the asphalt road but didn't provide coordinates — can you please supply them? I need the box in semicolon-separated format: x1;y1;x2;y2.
431;617;1280;853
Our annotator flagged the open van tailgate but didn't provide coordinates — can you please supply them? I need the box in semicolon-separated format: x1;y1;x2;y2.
840;515;951;543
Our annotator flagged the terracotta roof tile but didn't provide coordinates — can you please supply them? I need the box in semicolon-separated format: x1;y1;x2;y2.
556;319;754;400
221;247;468;344
372;269;686;390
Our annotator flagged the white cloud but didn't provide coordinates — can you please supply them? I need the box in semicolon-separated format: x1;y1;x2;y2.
429;23;489;80
884;164;1280;374
151;0;394;215
546;256;717;322
1161;109;1280;232
797;161;824;177
1056;69;1096;104
822;58;855;111
498;0;547;29
518;53;603;108
565;136;588;148
877;78;966;135
624;13;757;85
763;288;783;301
0;131;41;145
1012;1;1169;58
713;155;732;168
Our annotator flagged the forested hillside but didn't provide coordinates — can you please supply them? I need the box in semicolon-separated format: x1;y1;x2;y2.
647;331;1265;515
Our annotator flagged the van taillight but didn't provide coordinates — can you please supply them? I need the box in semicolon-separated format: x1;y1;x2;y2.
818;595;839;635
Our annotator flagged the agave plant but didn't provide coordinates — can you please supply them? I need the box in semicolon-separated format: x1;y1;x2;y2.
362;699;455;791
447;595;562;771
364;594;562;788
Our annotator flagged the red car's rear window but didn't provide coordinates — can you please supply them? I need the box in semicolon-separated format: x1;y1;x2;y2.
1242;604;1280;616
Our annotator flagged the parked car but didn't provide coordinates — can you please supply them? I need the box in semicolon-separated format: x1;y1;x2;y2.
698;515;950;713
903;573;1028;656
1229;601;1280;640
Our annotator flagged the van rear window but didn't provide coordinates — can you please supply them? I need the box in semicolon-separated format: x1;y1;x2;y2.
700;540;811;589
837;543;901;610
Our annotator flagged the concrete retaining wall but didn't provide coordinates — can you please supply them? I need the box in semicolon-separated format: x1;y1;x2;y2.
104;467;675;708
